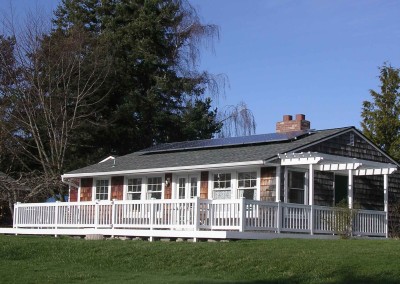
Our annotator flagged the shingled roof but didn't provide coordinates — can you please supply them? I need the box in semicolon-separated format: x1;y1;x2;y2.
63;127;357;177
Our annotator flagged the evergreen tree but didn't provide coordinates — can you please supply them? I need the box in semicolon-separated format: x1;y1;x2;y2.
361;63;400;162
0;0;254;207
53;0;223;162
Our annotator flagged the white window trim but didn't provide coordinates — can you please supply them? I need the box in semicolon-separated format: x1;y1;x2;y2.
236;169;260;200
210;171;233;200
174;176;185;199
124;175;165;200
173;173;201;199
189;174;201;199
208;168;261;200
287;168;308;205
124;176;144;201
145;175;164;200
92;177;111;201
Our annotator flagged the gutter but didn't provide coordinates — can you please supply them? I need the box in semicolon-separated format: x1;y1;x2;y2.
61;160;265;179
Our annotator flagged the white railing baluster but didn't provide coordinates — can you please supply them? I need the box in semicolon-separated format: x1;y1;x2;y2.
310;205;314;235
11;199;387;237
13;203;19;229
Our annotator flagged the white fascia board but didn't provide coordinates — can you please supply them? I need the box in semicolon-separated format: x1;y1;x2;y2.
61;160;265;179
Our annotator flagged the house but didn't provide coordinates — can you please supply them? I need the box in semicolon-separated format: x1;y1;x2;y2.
8;115;400;240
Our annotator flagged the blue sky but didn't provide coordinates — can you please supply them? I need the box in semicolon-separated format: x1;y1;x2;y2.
5;0;400;134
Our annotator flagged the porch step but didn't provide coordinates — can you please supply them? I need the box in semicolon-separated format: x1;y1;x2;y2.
85;234;104;240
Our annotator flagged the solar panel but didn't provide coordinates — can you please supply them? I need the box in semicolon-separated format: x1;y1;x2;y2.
139;130;312;154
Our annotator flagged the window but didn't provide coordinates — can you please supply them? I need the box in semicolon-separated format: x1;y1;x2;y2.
190;177;198;198
213;173;231;199
176;175;198;199
237;172;257;200
95;179;109;200
289;171;305;204
147;177;162;199
127;178;142;200
178;177;186;199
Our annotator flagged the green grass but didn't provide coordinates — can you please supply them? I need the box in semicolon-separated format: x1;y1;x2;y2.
0;235;400;283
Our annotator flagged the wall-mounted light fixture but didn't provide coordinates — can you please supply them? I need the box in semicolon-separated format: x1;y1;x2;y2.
165;178;171;187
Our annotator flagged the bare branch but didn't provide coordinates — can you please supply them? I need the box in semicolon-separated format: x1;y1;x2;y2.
0;8;110;200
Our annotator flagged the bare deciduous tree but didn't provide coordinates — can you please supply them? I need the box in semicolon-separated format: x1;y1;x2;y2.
0;171;53;222
0;9;110;201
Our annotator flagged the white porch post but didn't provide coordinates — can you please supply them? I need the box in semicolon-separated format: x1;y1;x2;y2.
13;202;20;229
78;179;81;202
149;199;155;242
309;164;314;235
275;166;281;202
277;201;282;234
239;197;246;232
384;174;389;238
308;164;314;206
111;199;116;238
54;201;59;237
194;197;200;232
284;167;288;203
94;200;99;229
348;170;353;210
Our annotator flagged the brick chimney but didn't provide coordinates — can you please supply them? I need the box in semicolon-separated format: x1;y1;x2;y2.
276;114;310;133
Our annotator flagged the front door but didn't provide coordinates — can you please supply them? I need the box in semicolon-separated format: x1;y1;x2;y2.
334;175;348;205
176;175;199;199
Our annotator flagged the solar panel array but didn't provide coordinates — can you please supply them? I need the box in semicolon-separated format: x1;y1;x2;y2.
139;130;312;154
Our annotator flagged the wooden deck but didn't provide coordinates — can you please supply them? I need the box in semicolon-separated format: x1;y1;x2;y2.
3;198;387;240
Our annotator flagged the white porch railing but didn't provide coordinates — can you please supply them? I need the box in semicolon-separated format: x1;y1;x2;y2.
12;199;387;237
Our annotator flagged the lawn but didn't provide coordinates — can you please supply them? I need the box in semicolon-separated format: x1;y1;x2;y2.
0;235;399;283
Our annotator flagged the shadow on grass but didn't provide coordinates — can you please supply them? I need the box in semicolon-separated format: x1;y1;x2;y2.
190;272;399;284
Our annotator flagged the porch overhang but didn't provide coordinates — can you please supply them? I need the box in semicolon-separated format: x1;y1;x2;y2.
277;152;398;176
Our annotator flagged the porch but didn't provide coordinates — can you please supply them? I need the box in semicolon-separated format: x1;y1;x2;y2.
7;198;387;240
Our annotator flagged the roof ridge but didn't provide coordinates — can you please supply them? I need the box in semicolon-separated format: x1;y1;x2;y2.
315;126;355;132
139;130;311;154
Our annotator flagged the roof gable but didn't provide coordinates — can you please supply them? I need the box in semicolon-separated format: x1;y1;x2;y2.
300;128;400;167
